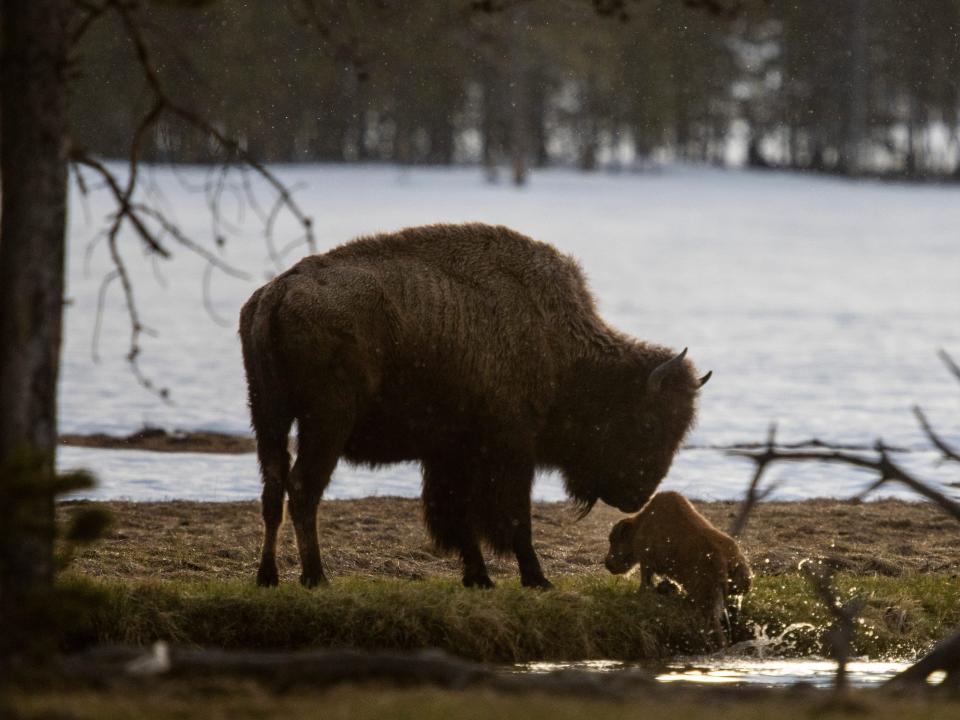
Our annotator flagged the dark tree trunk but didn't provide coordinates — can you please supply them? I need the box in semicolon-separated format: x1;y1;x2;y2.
0;0;73;659
426;114;455;165
840;0;869;176
480;63;502;182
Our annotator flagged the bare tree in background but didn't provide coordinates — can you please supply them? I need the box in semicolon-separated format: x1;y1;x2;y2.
0;0;323;665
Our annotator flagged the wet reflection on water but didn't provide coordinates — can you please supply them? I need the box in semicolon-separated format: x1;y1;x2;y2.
514;658;916;688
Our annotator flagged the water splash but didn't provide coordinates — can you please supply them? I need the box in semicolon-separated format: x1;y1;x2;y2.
724;622;819;658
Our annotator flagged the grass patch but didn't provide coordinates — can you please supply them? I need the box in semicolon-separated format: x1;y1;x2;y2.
60;572;960;662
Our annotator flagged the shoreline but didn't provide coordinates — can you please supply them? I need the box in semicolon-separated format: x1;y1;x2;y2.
61;497;960;581
51;497;960;663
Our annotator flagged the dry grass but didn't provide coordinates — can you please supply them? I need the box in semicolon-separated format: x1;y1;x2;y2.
50;498;960;662
59;498;960;585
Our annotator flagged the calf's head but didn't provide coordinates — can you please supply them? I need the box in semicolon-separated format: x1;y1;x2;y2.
604;519;637;575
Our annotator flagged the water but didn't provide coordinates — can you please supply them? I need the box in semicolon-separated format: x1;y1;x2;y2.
58;444;956;502
515;619;920;689
517;658;914;688
59;164;960;501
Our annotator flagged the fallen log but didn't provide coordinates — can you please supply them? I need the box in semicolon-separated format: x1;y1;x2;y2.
59;644;655;698
885;630;960;690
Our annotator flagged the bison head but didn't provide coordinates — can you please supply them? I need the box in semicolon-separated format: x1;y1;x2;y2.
561;347;710;516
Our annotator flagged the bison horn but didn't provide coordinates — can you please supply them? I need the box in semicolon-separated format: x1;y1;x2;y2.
646;347;687;395
698;370;713;388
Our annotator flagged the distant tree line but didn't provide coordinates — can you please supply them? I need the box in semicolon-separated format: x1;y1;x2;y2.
69;0;960;181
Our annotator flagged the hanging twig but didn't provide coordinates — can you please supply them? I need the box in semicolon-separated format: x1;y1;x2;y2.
914;406;960;464
67;0;318;396
728;423;781;538
939;348;960;384
800;560;867;696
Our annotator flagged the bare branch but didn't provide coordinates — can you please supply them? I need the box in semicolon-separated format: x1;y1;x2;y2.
68;0;319;396
729;445;960;523
800;560;867;695
201;262;232;328
914;406;960;464
687;438;912;453
939;348;960;385
887;629;960;688
128;203;250;280
69;150;171;258
91;269;120;362
729;423;780;538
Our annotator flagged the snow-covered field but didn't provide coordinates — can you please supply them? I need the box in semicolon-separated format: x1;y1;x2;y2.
58;164;960;502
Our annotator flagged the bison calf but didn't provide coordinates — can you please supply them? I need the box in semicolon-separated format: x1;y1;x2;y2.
604;491;752;646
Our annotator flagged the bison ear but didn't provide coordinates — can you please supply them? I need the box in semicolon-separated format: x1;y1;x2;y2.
646;348;687;395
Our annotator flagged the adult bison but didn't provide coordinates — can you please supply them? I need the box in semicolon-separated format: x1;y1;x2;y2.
240;223;710;589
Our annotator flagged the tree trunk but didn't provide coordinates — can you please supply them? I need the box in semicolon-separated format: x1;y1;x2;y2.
0;0;73;659
840;0;869;175
508;6;529;186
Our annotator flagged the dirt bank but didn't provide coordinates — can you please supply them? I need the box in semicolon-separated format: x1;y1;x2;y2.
60;498;960;585
59;427;256;454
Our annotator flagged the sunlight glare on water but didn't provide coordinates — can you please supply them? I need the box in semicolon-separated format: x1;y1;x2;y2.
515;658;912;688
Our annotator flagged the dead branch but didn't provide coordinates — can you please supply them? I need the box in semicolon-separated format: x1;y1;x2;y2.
729;444;960;523
800;560;867;695
61;644;656;698
886;629;960;689
939;348;960;385
686;438;912;453
914;406;960;464
728;424;780;538
110;1;315;254
67;0;317;396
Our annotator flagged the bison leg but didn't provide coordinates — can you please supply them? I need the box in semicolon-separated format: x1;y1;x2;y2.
504;485;550;589
287;417;345;588
251;418;291;588
422;460;494;589
512;516;551;589
256;469;286;587
486;462;550;589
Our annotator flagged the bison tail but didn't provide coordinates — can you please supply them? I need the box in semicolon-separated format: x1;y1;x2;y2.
240;284;295;500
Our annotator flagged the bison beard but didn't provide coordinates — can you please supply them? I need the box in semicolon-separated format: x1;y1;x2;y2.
240;223;709;589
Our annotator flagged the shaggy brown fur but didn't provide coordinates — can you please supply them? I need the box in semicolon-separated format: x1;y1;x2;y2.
605;491;752;645
240;223;709;589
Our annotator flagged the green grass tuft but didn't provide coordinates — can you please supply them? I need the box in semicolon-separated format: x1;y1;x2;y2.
60;573;960;662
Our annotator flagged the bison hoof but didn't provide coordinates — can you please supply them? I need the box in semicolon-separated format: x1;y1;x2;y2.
463;574;495;589
522;576;553;590
256;565;279;588
299;572;329;589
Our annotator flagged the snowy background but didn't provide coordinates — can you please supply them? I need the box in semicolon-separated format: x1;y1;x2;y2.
59;164;960;502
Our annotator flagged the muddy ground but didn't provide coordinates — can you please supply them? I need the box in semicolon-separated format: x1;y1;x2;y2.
59;428;256;454
60;497;960;584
